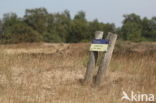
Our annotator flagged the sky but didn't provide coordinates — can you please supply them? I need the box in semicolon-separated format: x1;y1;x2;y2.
0;0;156;27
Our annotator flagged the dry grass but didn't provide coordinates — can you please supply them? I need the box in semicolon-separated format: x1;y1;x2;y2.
0;42;156;103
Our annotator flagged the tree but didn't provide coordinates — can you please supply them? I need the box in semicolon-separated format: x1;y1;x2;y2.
88;20;115;40
1;13;20;43
24;8;48;35
45;11;71;42
74;11;86;21
0;19;3;43
123;13;142;25
148;17;156;41
0;20;2;34
121;13;143;41
102;23;116;34
1;12;42;43
2;13;20;33
67;11;89;42
141;17;151;40
141;17;156;41
121;22;142;41
1;9;156;43
6;22;42;43
88;19;104;40
63;10;71;20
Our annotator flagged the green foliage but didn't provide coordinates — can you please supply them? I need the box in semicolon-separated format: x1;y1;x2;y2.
0;20;2;34
0;13;42;43
74;11;86;21
1;22;42;43
143;17;155;41
123;13;142;24
45;10;71;42
121;13;156;42
67;14;89;42
121;22;142;41
24;8;48;34
9;23;42;43
0;8;156;44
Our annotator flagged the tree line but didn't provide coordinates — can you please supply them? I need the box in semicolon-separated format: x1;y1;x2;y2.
0;8;155;44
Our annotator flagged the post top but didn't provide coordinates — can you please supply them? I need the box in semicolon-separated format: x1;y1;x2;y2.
95;31;104;39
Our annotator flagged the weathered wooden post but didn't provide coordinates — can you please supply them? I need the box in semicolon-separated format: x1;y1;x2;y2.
83;31;104;85
95;32;117;86
82;31;117;86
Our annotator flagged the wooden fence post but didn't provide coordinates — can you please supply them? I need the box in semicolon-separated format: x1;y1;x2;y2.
94;32;117;86
83;31;104;85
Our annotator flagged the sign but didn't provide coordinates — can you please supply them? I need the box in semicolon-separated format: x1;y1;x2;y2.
90;39;109;52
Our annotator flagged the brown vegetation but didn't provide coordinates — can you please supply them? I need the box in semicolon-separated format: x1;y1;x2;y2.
0;42;156;103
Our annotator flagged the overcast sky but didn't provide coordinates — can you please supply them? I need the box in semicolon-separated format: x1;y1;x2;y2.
0;0;156;27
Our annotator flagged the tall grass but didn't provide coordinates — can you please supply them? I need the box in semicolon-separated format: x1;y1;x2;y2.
0;43;155;103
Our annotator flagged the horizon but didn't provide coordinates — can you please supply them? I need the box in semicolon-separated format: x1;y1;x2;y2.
0;0;156;27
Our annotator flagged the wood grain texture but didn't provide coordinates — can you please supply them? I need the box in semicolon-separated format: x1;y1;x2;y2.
83;31;103;85
95;32;117;86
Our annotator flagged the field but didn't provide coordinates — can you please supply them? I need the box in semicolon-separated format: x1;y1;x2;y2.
0;42;156;103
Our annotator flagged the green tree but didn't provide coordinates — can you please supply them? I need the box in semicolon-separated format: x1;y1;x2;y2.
141;17;151;40
88;20;115;40
1;13;41;43
24;8;48;35
2;13;20;33
88;19;104;40
148;17;156;41
123;13;142;25
67;11;89;42
140;17;156;41
45;10;71;42
0;20;2;34
121;13;143;41
6;22;42;43
102;23;116;34
121;22;142;41
74;11;86;21
2;9;156;43
1;13;20;43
